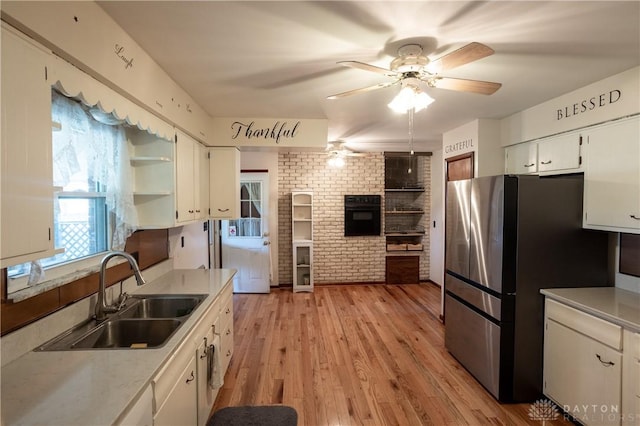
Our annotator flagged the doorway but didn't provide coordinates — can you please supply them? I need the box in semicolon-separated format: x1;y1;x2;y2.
220;172;271;293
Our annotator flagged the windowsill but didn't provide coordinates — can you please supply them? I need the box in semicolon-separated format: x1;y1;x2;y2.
7;253;127;303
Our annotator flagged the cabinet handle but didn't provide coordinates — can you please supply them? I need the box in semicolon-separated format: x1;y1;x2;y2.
225;328;231;335
186;371;195;383
524;163;535;168
225;308;230;314
631;215;640;220
226;350;232;357
540;160;552;165
595;354;615;367
188;210;194;214
217;208;229;212
195;209;201;213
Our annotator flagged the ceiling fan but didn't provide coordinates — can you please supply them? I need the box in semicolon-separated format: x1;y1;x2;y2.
326;140;370;157
326;140;370;166
327;42;502;100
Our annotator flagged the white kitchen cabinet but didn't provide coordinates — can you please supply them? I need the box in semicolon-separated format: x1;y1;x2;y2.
218;284;234;371
196;330;217;426
0;24;56;268
583;116;640;233
209;147;240;219
128;128;176;228
198;142;210;221
544;299;623;425
153;341;198;426
176;130;208;223
622;330;640;426
504;131;582;176
504;142;538;174
116;384;153;426
537;131;582;174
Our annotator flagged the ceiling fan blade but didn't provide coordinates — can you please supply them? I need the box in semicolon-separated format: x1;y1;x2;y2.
430;77;502;95
338;61;399;77
327;80;399;99
428;42;495;72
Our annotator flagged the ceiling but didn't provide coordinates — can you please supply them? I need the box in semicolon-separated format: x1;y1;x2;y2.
97;1;640;153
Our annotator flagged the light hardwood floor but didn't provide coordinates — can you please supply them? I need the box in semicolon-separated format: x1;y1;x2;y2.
212;283;572;425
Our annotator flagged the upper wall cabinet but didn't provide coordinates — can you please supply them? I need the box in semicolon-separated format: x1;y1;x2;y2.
0;25;56;268
504;131;582;175
209;147;240;219
176;130;210;223
583;116;640;233
537;131;582;174
504;142;538;174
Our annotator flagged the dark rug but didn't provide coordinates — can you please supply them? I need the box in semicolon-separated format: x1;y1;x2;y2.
207;405;298;426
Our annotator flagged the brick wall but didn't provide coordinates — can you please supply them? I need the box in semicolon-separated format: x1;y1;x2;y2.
278;151;431;285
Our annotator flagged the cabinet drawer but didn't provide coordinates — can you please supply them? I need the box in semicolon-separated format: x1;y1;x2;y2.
546;299;622;349
219;288;233;329
220;322;234;372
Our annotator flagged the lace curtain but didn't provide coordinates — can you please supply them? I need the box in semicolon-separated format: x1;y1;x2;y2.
52;91;138;250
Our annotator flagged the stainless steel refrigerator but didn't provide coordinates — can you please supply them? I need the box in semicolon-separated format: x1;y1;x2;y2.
444;174;611;402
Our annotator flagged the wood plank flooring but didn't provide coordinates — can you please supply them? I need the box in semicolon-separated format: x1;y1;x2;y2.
212;283;572;425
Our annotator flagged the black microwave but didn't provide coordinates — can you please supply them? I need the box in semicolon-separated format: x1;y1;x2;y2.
344;195;381;236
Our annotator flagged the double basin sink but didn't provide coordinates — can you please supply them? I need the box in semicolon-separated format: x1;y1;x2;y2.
36;294;208;351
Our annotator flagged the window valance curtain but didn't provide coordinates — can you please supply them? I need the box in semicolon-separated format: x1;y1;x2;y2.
50;55;174;141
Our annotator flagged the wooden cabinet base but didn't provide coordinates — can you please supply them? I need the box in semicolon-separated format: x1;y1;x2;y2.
386;256;419;284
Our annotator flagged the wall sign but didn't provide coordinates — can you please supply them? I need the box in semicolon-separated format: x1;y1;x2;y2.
231;120;300;144
556;89;621;120
114;44;134;70
444;138;474;155
211;117;328;148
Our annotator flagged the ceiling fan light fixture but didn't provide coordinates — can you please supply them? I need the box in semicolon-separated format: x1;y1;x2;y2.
327;155;345;168
387;81;434;114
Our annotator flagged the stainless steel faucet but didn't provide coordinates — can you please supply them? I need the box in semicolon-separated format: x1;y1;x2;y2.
95;251;146;322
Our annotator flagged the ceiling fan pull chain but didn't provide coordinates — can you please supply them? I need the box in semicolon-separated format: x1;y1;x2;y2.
408;108;415;173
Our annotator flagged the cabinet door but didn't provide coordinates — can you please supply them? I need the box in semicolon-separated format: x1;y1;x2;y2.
196;330;218;426
0;25;54;265
197;143;209;220
209;147;240;219
504;142;537;174
537;132;581;173
154;355;198;426
176;130;196;223
584;117;640;232
544;319;622;425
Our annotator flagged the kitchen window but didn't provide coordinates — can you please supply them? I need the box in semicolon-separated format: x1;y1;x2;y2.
7;90;136;293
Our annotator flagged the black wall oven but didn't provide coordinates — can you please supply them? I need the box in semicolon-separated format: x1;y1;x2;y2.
344;195;381;236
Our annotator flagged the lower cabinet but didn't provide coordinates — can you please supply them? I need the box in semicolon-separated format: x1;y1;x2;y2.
543;299;626;426
147;281;233;426
117;385;153;426
622;330;640;426
154;354;198;426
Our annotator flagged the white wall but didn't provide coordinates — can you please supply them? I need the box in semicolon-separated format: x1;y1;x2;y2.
169;221;210;269
429;150;444;288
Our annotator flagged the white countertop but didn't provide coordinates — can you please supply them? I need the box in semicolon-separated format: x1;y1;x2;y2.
0;268;236;426
541;287;640;332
